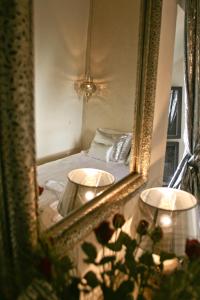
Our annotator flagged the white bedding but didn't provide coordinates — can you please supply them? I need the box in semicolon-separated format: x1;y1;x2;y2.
37;151;129;229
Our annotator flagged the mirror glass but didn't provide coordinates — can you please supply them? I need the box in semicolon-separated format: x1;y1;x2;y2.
34;0;141;230
163;4;185;186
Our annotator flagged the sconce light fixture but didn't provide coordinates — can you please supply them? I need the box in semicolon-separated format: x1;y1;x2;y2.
75;0;98;102
79;75;97;101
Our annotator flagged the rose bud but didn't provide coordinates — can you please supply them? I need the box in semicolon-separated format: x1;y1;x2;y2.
38;185;44;196
136;220;149;236
113;214;125;229
48;237;55;246
185;239;200;260
150;226;163;243
94;221;114;245
38;257;52;280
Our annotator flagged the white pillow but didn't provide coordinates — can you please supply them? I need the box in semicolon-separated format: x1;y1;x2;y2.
98;128;130;135
87;141;113;162
124;150;131;166
111;134;132;162
88;128;132;162
97;128;132;162
93;129;117;146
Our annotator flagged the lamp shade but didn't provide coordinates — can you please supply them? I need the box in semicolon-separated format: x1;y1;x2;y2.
139;187;199;255
58;168;115;216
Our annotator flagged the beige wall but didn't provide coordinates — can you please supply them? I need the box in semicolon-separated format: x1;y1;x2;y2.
34;0;89;159
82;0;141;148
122;0;177;226
171;5;185;162
34;0;177;189
147;0;177;188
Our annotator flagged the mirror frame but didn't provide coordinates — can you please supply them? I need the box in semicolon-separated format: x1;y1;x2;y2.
0;0;164;296
44;0;163;255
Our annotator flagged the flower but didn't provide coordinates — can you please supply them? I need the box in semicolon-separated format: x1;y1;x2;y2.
150;226;163;243
94;221;114;245
136;219;149;235
48;237;55;246
185;239;200;260
112;213;125;229
38;257;52;280
38;185;44;196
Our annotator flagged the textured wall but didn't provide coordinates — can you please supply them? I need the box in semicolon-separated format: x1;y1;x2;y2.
82;0;141;148
147;0;177;187
34;0;89;158
35;0;141;157
171;5;185;162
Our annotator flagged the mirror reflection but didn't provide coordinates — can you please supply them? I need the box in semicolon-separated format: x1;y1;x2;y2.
163;4;185;186
35;0;141;230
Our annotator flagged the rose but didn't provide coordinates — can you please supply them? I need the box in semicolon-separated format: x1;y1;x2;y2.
38;257;52;280
94;221;114;245
150;226;163;243
185;239;200;260
113;213;125;229
38;185;44;196
136;220;149;236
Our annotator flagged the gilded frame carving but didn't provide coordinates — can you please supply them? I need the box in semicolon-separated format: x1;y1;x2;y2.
45;0;163;255
0;0;164;296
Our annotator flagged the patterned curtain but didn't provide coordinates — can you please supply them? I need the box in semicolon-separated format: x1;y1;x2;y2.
169;0;200;202
0;1;38;298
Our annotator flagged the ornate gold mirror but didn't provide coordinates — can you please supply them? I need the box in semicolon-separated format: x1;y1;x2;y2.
35;0;143;230
0;0;163;296
38;0;163;253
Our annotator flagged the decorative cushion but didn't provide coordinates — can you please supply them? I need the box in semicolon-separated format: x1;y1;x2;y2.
88;128;132;162
93;129;116;146
87;141;113;162
111;134;132;162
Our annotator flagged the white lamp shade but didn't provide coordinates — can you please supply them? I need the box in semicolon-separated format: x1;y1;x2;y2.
139;187;200;255
58;168;115;217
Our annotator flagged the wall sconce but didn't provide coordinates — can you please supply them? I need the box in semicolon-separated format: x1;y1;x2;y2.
75;0;98;102
78;76;97;101
139;187;199;256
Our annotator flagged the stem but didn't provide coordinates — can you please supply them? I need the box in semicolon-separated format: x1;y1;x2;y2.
102;246;106;283
134;234;142;258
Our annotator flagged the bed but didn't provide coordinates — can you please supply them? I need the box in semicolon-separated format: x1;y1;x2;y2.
37;128;131;230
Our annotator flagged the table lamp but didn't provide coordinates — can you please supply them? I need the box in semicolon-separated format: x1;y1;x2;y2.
58;168;115;216
139;187;199;256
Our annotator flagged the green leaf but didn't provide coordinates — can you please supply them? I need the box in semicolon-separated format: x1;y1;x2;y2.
120;231;132;247
115;280;134;298
81;242;97;263
124;295;134;300
125;252;137;278
65;277;81;300
99;255;116;265
84;271;100;288
106;241;122;251
129;239;137;252
159;251;176;262
104;270;113;277
59;256;74;271
137;294;146;300
136;264;148;277
150;226;163;243
139;252;154;266
115;262;127;274
106;231;133;252
102;284;115;299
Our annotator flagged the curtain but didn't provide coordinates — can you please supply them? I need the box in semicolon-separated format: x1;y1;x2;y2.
0;1;38;298
169;0;200;202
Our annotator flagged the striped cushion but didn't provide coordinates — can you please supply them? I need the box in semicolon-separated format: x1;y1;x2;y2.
89;128;132;162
